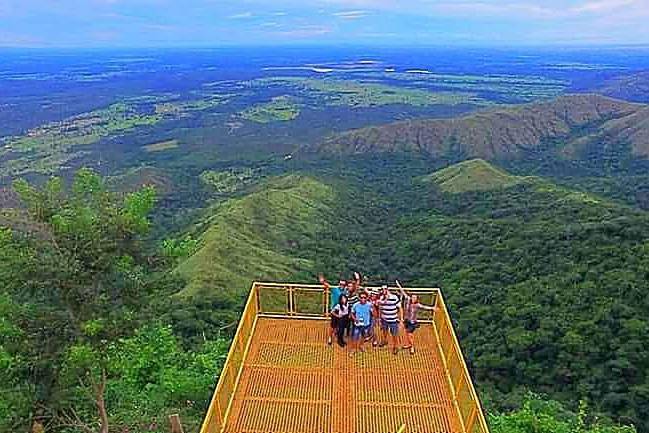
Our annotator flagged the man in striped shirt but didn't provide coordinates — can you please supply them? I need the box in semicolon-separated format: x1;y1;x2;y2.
378;285;403;355
345;272;361;337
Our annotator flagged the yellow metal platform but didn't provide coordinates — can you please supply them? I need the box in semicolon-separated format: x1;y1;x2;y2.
200;283;489;433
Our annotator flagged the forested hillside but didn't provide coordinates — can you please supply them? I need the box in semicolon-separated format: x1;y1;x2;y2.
3;157;648;432
311;95;649;167
160;156;649;431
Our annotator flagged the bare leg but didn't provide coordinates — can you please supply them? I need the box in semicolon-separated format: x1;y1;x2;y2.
349;328;357;356
372;323;379;346
404;332;414;348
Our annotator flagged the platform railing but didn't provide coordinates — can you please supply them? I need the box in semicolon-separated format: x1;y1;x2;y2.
199;282;489;433
199;283;259;433
433;293;490;433
254;282;439;322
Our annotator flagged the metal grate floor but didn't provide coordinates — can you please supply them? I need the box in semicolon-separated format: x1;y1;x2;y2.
223;318;463;433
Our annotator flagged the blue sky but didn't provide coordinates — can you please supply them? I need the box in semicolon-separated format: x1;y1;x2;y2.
0;0;648;48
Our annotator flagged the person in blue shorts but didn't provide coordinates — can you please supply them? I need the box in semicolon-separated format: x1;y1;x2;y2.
350;291;372;356
378;285;403;355
319;274;348;345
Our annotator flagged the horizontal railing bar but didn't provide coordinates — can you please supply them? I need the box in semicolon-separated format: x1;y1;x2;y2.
253;281;440;293
258;313;329;320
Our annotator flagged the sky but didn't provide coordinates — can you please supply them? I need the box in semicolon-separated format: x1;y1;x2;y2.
0;0;648;48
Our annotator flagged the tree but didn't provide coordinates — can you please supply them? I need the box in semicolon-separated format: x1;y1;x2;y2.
490;396;636;433
3;168;156;432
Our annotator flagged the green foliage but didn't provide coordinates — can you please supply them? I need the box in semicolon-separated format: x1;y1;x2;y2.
2;168;160;431
102;324;228;431
161;236;199;260
240;95;301;123
0;294;35;432
260;157;649;431
175;175;336;297
254;77;485;107
199;168;260;194
424;159;530;193
491;397;635;433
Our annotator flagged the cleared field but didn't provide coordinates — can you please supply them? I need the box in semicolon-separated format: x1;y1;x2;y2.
143;139;179;153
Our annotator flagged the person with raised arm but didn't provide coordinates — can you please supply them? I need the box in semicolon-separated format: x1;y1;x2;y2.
396;280;437;355
330;294;350;347
319;274;348;345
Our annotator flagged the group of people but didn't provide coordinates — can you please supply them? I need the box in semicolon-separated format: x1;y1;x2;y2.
319;272;436;356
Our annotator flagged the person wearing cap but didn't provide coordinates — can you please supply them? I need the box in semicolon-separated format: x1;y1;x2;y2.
378;284;403;355
396;280;437;354
350;290;372;356
319;274;348;345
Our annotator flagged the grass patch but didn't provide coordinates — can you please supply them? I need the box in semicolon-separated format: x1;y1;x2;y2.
423;159;528;193
143;139;179;153
240;96;301;123
175;175;336;296
1;94;230;177
252;77;485;108
199;168;260;194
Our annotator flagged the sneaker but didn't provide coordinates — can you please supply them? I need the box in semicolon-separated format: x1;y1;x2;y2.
378;341;387;348
409;347;415;355
372;340;378;347
337;340;346;348
393;348;399;355
327;337;332;346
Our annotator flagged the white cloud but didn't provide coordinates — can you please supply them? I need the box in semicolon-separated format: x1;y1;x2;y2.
571;0;639;13
332;9;369;19
416;2;561;19
270;24;332;37
228;11;254;19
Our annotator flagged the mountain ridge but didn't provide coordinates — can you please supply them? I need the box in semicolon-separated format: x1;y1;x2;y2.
310;94;648;162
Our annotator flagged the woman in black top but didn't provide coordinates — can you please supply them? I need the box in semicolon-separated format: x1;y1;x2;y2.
331;294;350;347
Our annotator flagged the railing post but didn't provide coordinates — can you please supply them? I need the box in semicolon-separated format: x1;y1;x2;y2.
288;285;294;316
169;414;185;433
465;407;478;433
323;285;329;315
